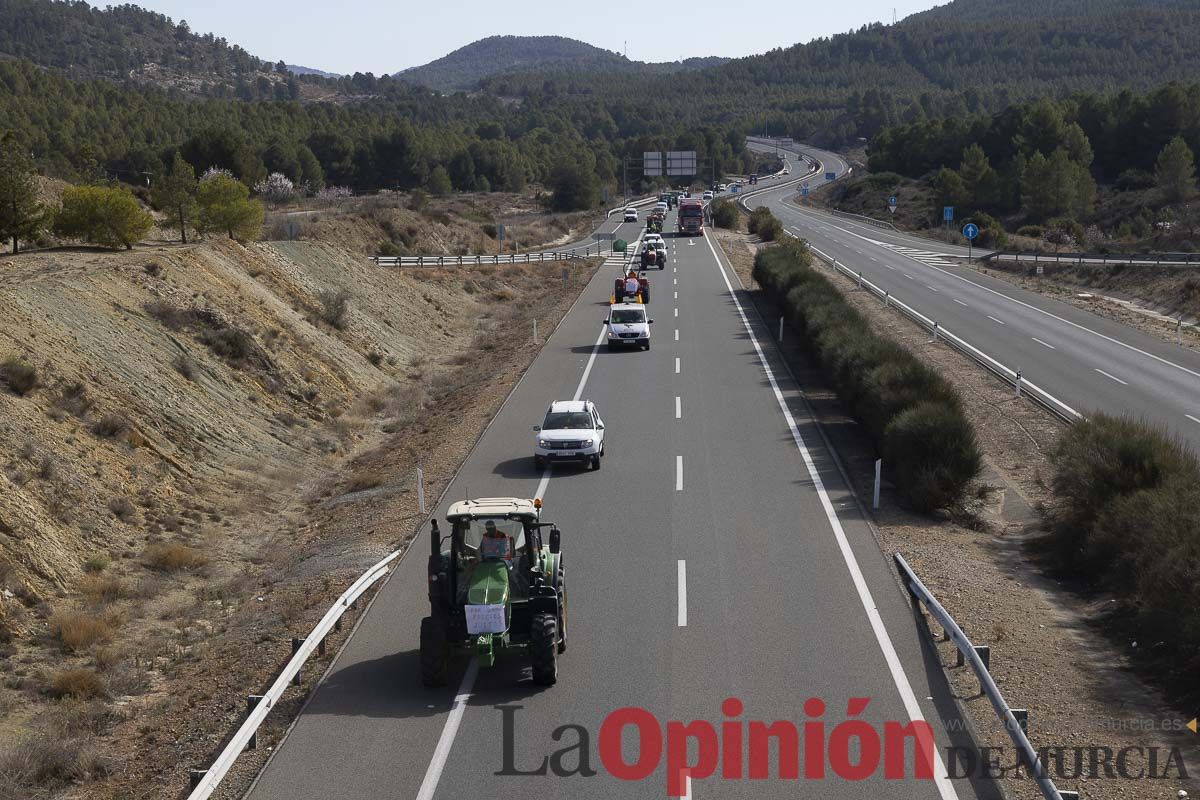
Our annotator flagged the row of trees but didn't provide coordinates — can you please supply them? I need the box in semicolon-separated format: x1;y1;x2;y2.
869;85;1200;226
0;135;264;253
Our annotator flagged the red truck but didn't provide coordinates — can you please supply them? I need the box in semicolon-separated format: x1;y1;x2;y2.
677;198;704;236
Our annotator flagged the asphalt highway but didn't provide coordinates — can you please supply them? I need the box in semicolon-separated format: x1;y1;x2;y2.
749;142;1200;450
242;209;998;799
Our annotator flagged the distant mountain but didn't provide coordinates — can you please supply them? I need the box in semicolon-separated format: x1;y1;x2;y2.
395;35;727;92
286;64;340;78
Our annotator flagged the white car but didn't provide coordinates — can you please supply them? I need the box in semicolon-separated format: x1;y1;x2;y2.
782;167;790;175
605;302;653;351
653;201;669;216
533;400;605;470
623;207;638;222
717;183;727;192
643;232;664;248
702;190;714;200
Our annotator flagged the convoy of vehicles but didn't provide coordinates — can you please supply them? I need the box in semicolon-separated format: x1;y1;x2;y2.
420;497;565;687
605;302;653;351
533;400;605;470
678;198;705;235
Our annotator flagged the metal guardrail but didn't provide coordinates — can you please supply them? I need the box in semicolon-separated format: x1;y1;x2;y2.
806;244;1084;425
894;554;1079;800
826;207;901;232
986;250;1200;267
186;548;404;800
373;250;594;267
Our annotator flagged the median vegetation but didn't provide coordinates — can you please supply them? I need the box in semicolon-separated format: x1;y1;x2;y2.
752;238;981;512
747;206;784;241
1043;414;1200;701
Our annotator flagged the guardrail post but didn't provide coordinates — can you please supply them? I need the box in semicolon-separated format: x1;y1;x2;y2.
975;645;990;671
1011;708;1028;734
291;637;303;685
334;616;343;632
884;291;890;307
1178;318;1184;345
1059;791;1080;800
931;321;939;343
318;636;327;656
245;695;265;749
189;768;207;789
1015;369;1023;397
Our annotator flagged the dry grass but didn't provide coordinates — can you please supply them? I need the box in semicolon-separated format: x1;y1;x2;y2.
142;542;208;572
52;381;94;418
82;554;110;574
46;668;104;700
343;469;384;494
107;496;136;523
77;573;126;605
49;609;115;652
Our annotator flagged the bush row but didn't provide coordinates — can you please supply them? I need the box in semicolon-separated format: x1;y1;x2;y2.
752;239;982;511
1045;414;1200;696
710;198;739;229
747;206;784;241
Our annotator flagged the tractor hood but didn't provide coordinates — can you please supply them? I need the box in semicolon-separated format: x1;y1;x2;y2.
467;560;510;606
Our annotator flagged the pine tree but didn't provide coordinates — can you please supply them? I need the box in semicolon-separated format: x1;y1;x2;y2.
196;174;264;241
0;133;45;254
1155;136;1197;204
958;144;994;210
153;152;198;243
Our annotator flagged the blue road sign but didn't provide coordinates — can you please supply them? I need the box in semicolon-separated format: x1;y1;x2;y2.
943;206;955;222
801;184;810;196
825;171;836;181
962;223;979;240
888;196;898;206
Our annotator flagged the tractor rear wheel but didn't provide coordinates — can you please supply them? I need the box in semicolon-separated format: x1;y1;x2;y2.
555;561;567;654
531;612;558;686
420;616;448;687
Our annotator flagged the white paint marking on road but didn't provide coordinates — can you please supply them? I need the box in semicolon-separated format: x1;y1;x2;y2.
869;256;879;262
675;396;681;419
675;456;683;491
1186;414;1200;425
674;291;678;300
674;307;679;318
674;329;679;342
953;299;969;307
677;560;687;627
822;221;1200;383
987;315;1006;326
414;661;479;800
903;273;914;280
674;278;678;286
675;357;680;374
1032;337;1056;350
926;285;940;293
1095;368;1129;386
884;264;895;270
702;230;961;800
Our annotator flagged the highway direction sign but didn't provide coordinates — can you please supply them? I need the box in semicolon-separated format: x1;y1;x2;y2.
643;152;663;177
825;171;836;181
666;151;698;177
943;206;955;222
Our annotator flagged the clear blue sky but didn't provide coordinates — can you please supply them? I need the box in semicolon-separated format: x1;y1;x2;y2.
131;0;946;76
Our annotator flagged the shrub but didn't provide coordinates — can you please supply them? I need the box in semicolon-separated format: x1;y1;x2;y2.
710;199;739;229
0;357;38;395
318;289;351;330
173;354;197;381
90;413;129;438
753;241;981;511
78;573;125;605
1016;225;1045;238
195;173;264;241
143;542;208;572
53;185;153;250
883;402;982;512
107;497;135;523
49;609;114;651
747;206;784;240
82;554;109;574
47;668;104;700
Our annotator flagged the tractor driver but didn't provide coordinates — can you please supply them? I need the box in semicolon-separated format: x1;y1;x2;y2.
624;272;640;298
480;520;513;563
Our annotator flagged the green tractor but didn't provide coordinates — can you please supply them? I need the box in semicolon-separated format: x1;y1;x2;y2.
420;497;566;687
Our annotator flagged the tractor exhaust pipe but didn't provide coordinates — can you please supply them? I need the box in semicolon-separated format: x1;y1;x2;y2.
430;519;441;557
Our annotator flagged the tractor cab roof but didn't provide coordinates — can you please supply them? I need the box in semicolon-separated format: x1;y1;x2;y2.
445;497;540;521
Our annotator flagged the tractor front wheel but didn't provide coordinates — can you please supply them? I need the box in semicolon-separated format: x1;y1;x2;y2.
420;616;448;687
531;612;558;686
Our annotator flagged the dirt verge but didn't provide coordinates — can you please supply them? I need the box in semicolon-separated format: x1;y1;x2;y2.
713;226;1198;800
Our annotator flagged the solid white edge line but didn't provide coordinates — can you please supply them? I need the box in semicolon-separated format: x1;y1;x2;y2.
677;560;687;627
1186;414;1200;425
701;231;961;800
675;455;683;491
414;661;479;800
1095;368;1129;386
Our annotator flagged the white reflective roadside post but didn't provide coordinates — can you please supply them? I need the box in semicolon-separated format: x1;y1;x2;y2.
873;460;882;510
417;463;426;515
